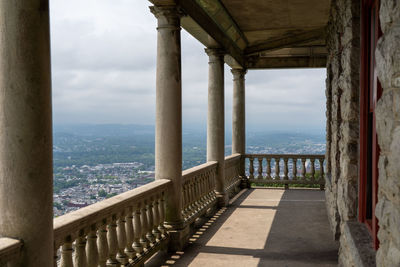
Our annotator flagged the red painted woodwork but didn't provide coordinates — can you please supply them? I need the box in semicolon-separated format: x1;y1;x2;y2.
359;0;381;250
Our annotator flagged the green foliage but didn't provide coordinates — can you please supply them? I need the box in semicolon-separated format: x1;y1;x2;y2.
98;189;107;197
53;202;62;209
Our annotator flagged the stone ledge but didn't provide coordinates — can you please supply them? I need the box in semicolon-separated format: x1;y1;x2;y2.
341;221;376;267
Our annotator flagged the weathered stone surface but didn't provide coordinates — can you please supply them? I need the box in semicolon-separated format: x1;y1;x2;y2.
376;25;400;90
375;2;400;266
379;0;400;33
339;221;376;267
325;0;362;264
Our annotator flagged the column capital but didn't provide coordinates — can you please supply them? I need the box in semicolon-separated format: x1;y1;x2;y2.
205;48;226;63
150;5;184;29
231;68;247;80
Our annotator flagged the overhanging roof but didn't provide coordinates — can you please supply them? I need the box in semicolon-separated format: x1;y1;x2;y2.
151;0;331;69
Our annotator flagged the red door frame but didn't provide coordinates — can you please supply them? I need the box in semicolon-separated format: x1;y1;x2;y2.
359;0;381;250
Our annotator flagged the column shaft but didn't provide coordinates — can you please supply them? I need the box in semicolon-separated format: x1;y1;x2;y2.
0;1;53;266
206;48;227;206
151;6;183;228
231;69;246;155
231;69;246;176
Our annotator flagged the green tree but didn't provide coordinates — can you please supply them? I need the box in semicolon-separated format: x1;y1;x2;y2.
98;189;107;198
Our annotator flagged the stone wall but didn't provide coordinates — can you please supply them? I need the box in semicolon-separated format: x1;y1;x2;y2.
325;0;360;244
325;0;400;266
375;0;400;266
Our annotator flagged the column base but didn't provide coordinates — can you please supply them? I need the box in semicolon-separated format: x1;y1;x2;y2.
165;224;190;252
216;192;229;207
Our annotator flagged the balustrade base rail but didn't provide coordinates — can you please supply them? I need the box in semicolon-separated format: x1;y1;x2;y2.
127;235;169;267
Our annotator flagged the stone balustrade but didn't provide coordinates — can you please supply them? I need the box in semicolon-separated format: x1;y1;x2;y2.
182;161;218;224
224;153;242;196
0;157;244;266
245;154;325;189
0;238;23;266
53;179;170;267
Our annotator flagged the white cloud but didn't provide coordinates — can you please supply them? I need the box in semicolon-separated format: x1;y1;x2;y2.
50;0;326;133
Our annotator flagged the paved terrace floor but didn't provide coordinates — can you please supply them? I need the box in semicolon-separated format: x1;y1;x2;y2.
148;188;338;267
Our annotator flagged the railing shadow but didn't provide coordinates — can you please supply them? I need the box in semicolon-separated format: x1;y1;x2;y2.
146;188;338;267
145;188;253;266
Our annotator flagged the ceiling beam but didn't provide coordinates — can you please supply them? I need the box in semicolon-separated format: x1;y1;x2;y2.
246;55;327;69
177;0;245;67
245;27;326;55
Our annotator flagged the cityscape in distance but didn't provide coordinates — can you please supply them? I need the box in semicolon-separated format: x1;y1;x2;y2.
53;124;326;216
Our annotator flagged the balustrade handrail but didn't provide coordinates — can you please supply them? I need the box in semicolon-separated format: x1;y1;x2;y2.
225;153;241;166
0;238;22;265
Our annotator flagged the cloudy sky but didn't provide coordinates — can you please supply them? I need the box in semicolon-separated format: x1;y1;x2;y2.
49;0;326;133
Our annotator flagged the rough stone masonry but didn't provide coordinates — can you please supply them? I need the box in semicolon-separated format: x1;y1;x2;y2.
325;0;400;266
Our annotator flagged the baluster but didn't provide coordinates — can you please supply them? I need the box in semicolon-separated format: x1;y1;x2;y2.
249;157;254;179
310;158;315;182
97;224;109;267
319;157;325;190
194;180;200;211
292;158;297;180
159;194;166;236
193;178;199;210
197;177;202;209
60;237;73;267
207;172;213;202
187;182;192;214
152;197;162;240
283;157;289;189
201;175;207;205
266;158;271;179
257;157;263;179
204;173;210;204
187;182;194;216
116;214;128;264
182;184;188;217
75;235;87;267
199;175;204;205
86;227;99;267
140;202;149;249
199;176;205;207
275;158;280;180
146;199;156;243
132;205;143;256
106;217;119;266
301;158;306;180
125;208;135;259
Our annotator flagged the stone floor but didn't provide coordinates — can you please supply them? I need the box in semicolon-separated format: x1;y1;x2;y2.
147;188;338;267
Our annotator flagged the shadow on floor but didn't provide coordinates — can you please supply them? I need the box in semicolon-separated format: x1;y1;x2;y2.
146;188;338;267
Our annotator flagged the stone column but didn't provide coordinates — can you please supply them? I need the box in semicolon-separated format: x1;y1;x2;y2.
0;1;53;266
150;5;188;250
231;69;247;185
205;48;228;207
